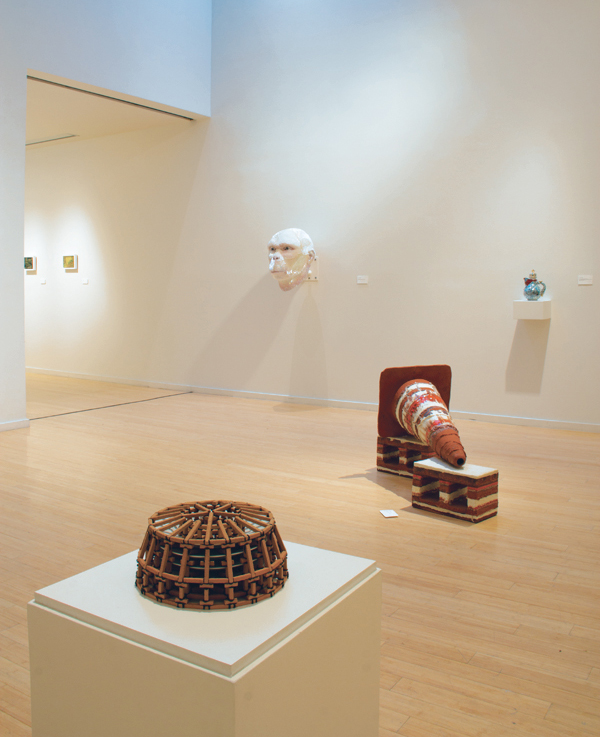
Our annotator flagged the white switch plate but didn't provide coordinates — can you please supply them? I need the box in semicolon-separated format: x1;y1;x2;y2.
306;256;318;281
357;275;369;284
40;279;46;285
82;278;89;285
578;274;593;285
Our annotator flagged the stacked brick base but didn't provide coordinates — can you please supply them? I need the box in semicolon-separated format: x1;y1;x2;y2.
377;435;435;478
411;458;498;523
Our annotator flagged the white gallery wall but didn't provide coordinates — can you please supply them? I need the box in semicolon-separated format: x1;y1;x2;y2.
24;0;211;115
0;3;28;430
0;0;211;430
24;0;600;430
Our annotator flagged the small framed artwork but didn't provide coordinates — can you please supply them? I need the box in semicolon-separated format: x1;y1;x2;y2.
63;255;78;269
24;256;37;270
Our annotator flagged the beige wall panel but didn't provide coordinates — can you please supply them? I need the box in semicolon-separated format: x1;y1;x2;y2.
24;1;600;428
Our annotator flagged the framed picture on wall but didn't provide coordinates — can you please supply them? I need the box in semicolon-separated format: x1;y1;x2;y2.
24;256;37;270
63;255;78;269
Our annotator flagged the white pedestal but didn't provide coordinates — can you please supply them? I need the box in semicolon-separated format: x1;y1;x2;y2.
513;298;552;320
28;542;381;737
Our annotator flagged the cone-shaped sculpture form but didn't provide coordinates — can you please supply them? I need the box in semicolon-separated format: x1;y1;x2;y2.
393;380;466;467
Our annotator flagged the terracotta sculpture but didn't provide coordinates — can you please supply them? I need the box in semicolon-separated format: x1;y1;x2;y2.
394;380;466;467
268;228;315;291
377;367;497;521
136;500;288;610
412;457;499;522
377;365;467;475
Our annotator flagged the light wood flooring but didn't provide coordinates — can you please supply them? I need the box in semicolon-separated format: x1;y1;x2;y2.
0;373;599;736
25;373;189;419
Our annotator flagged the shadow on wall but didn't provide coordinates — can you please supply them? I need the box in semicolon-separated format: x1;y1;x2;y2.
505;320;550;394
192;277;327;402
192;274;292;389
288;289;327;402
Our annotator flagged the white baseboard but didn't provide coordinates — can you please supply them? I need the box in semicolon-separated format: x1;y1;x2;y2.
26;367;187;392
0;418;30;433
25;367;600;433
189;385;378;412
451;410;599;434
25;368;376;410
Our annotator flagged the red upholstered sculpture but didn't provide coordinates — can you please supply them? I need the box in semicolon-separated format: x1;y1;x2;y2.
394;380;466;468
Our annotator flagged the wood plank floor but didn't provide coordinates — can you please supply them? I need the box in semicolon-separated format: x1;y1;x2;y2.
1;373;598;736
26;373;189;419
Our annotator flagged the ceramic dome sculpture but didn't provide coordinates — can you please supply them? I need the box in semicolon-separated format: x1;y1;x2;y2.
136;500;288;610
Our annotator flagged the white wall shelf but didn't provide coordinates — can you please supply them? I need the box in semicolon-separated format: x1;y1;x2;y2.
513;299;552;320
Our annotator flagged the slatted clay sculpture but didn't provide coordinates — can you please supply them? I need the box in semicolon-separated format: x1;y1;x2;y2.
136;500;288;610
394;380;467;468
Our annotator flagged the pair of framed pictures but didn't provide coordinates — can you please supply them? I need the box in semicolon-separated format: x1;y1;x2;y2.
23;255;78;270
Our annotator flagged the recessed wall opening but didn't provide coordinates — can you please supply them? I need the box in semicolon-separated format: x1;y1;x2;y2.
24;75;199;418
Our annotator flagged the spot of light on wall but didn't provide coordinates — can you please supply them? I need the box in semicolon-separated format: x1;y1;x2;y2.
24;211;47;259
54;205;108;317
56;206;97;259
24;204;108;364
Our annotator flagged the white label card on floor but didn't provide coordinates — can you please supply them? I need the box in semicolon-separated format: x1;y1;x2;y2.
380;509;398;518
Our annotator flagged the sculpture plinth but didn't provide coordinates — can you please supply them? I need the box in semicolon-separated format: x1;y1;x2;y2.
412;458;499;522
376;434;435;477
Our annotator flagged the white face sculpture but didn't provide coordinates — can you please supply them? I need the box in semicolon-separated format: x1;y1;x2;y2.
268;228;316;292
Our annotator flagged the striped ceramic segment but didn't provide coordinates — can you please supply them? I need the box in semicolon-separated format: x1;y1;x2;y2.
396;382;449;444
394;380;467;467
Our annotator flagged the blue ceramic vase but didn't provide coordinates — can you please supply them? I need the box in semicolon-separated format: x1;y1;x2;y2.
523;270;546;301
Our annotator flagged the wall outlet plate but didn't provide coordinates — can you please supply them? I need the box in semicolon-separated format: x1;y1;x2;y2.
357;275;368;284
306;256;318;281
578;274;593;285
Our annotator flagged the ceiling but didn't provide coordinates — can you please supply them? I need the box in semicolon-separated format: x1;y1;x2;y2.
26;77;193;148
